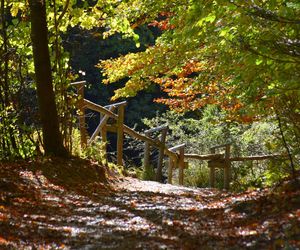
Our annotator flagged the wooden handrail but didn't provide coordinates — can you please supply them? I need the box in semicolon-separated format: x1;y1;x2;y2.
84;99;118;118
88;106;115;144
185;153;224;160
78;96;286;189
72;86;288;190
230;154;285;162
167;143;186;185
145;125;168;134
143;124;169;182
184;153;285;162
70;80;86;86
104;101;127;109
169;143;186;152
125;126;178;161
83;99;178;161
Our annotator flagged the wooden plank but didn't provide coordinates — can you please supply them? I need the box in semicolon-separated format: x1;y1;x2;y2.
172;161;189;169
184;153;224;160
104;101;127;109
224;144;231;190
117;105;125;166
169;143;186;152
83;99;178;161
125;126;178;162
70;80;86;86
156;128;168;183
84;99;119;119
229;154;284;161
143;133;150;176
84;99;178;160
178;147;185;185
143;140;151;178
145;125;168;134
88;106;115;144
209;148;216;188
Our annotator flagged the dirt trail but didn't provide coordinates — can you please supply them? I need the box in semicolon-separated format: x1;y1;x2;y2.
0;160;299;249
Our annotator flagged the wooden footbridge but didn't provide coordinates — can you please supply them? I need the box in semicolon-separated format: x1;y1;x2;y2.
72;81;284;190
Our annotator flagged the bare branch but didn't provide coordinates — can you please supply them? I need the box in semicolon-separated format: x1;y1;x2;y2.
57;0;70;24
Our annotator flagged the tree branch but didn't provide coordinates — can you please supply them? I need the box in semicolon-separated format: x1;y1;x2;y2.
230;1;300;24
57;0;70;24
242;42;299;64
276;112;296;180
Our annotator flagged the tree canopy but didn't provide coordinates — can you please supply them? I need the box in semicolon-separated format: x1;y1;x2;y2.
0;0;117;157
1;0;299;163
101;0;300;123
1;2;300;247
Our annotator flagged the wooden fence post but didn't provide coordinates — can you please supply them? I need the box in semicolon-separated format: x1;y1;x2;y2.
89;106;115;144
169;144;185;185
209;147;216;188
178;146;185;185
143;131;151;178
156;128;167;183
116;105;125;166
224;144;231;190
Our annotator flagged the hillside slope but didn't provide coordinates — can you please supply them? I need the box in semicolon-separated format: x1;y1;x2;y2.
0;159;299;249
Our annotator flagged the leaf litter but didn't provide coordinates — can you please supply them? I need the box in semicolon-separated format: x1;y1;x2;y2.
0;158;299;249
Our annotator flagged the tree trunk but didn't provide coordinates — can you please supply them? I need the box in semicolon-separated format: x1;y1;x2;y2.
29;0;67;157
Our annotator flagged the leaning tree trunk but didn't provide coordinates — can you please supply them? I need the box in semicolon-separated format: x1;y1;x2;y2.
29;0;67;157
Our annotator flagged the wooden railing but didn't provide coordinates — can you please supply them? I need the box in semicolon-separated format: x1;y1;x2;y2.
144;125;168;182
71;81;286;190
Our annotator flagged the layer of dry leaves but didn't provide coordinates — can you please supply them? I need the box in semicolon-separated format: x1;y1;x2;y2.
0;158;299;249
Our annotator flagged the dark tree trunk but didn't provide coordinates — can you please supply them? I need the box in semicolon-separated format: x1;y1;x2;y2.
29;0;67;157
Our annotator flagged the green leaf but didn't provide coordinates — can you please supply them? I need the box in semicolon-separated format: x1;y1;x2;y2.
255;59;263;65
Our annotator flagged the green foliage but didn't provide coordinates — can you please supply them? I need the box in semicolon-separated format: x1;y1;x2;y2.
101;0;300;126
0;99;39;160
1;0;164;159
99;0;299;186
64;23;161;130
184;164;210;188
0;0;123;159
127;165;144;179
71;130;106;163
143;106;235;153
264;162;288;186
143;105;291;190
2;0;298;194
142;164;156;181
70;129;124;175
84;140;107;165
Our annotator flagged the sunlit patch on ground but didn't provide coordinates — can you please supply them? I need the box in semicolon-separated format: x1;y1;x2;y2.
0;160;300;249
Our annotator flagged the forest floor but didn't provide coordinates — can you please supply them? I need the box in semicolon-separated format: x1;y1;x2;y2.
0;158;300;249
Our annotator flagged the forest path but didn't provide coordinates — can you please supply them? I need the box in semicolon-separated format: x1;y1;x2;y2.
0;160;299;249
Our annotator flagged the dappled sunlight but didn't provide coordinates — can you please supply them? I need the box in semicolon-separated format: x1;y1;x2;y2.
1;161;300;249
